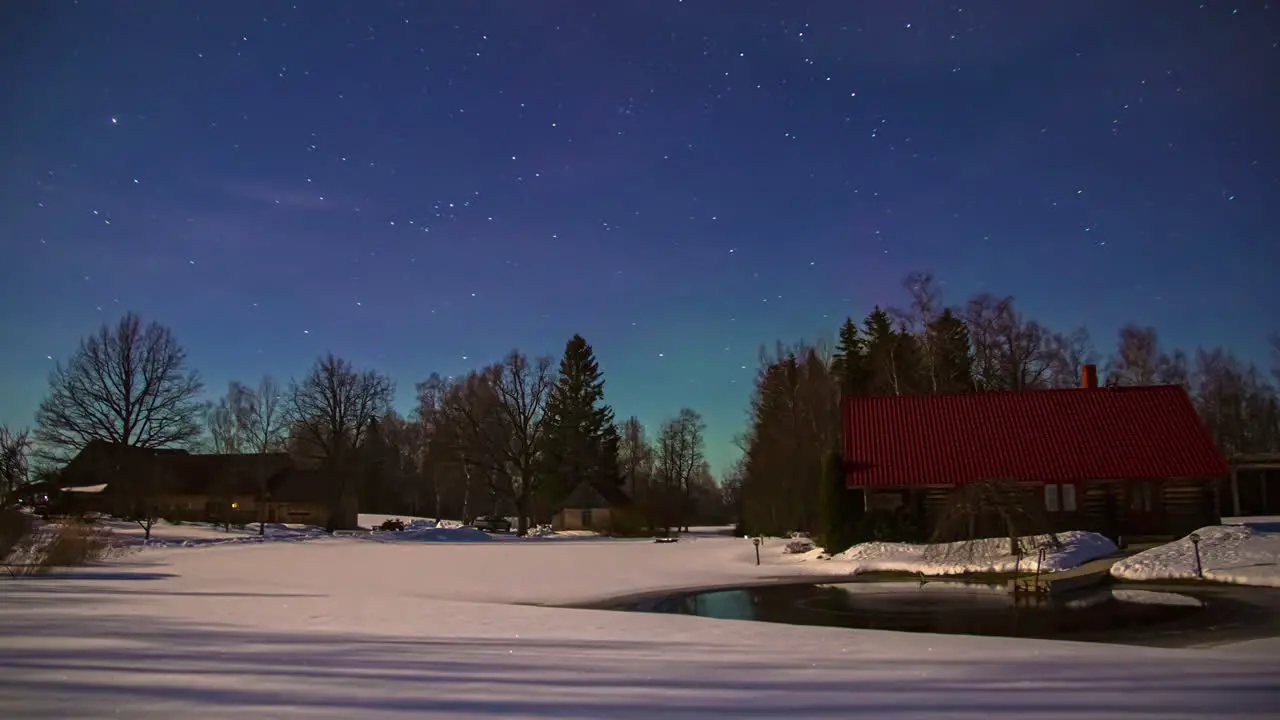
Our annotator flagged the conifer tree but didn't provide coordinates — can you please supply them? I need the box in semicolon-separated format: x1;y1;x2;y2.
538;335;621;514
863;307;905;396
831;317;869;398
926;308;976;393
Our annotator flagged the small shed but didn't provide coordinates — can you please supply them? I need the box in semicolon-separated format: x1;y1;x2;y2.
552;480;633;532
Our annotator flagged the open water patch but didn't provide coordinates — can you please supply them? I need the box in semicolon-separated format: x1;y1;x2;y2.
603;580;1280;648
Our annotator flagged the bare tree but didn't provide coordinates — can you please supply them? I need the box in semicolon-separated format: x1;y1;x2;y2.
1105;325;1187;387
1192;347;1279;456
1270;332;1280;390
237;376;288;455
963;294;1054;390
288;354;394;530
655;408;706;534
205;388;246;454
1045;327;1096;389
441;351;553;535
414;372;452;518
895;271;943;393
228;376;291;535
34;313;204;462
617;416;653;496
0;427;32;506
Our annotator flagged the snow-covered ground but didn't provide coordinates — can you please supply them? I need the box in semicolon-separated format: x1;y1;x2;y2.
774;530;1118;576
2;529;1279;718
1112;521;1280;587
97;517;329;548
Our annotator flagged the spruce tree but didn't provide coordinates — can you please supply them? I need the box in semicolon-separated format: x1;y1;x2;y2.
819;450;857;554
831;317;869;398
539;335;621;513
927;308;976;393
863;307;903;396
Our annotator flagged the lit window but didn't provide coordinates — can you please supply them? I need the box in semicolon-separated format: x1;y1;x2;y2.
1062;484;1077;512
1044;484;1060;512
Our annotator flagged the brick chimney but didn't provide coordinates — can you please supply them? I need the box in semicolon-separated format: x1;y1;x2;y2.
1081;364;1098;389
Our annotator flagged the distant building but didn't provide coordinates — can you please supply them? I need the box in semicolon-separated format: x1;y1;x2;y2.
50;440;356;530
841;365;1229;540
552;479;633;532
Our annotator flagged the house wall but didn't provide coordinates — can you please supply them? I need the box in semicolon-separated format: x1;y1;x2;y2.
268;502;331;527
149;494;332;528
553;507;613;532
856;477;1219;542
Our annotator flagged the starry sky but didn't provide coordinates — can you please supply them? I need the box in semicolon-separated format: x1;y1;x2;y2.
3;1;1277;475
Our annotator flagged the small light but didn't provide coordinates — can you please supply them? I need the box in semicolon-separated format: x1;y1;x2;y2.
231;502;239;509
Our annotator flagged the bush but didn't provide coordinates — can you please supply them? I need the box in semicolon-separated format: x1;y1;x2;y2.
930;478;1058;556
378;518;406;532
38;522;115;570
1;508;37;566
3;515;117;577
603;509;648;538
855;510;924;543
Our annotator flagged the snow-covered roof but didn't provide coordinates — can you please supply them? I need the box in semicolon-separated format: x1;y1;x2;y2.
60;483;108;494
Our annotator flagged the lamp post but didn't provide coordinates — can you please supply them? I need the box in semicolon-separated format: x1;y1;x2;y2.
1189;532;1203;578
752;536;761;566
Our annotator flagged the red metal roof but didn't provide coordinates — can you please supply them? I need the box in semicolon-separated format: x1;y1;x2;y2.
842;385;1228;488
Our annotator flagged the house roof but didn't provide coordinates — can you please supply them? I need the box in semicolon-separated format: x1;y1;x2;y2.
62;440;309;499
842;385;1228;488
559;479;632;510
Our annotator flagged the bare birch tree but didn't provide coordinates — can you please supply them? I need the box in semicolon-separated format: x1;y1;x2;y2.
1105;325;1188;387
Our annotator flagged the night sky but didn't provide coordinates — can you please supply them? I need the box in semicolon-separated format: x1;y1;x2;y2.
3;1;1277;474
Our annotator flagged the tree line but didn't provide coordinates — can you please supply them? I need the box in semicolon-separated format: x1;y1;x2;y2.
1;314;723;535
731;271;1280;544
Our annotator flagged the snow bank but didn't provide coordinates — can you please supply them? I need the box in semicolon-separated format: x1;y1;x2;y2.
770;530;1117;576
358;513;465;530
368;525;493;543
1111;525;1280;587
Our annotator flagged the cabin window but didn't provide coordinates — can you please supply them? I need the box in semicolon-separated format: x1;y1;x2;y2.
1062;484;1077;512
1044;484;1078;513
1129;482;1155;513
1043;485;1059;512
581;509;593;527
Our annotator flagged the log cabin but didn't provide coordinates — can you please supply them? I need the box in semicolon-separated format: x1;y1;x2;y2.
841;365;1229;541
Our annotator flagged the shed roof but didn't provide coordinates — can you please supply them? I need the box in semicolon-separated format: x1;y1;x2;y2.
559;479;632;510
842;385;1228;488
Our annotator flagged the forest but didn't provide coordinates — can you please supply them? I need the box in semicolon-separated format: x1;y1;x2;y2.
730;272;1280;540
1;270;1275;540
0;322;718;536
